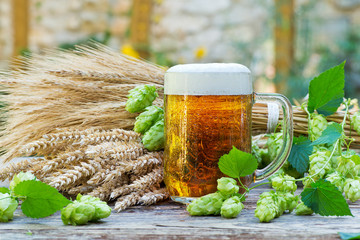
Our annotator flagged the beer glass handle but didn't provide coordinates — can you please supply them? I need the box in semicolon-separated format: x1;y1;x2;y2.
253;93;293;182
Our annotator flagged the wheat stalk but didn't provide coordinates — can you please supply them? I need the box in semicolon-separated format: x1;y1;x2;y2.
0;43;165;163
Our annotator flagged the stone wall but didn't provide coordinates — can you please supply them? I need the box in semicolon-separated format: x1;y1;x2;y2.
0;0;359;83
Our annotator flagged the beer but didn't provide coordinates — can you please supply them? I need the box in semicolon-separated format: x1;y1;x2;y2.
164;94;253;198
164;63;293;203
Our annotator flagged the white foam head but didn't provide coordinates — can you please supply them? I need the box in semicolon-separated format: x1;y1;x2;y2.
164;63;253;95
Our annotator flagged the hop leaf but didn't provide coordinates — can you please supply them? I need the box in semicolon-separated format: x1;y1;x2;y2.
13;180;72;219
142;118;164;151
126;85;158;113
307;61;345;116
311;122;342;146
287;136;313;174
134;106;164;134
218;146;258;179
300;179;352;216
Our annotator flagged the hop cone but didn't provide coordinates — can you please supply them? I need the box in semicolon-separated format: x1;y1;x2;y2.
134;106;164;134
277;192;299;213
309;114;328;141
76;194;111;221
336;151;360;178
344;178;360;202
217;177;239;198
267;131;283;161
61;201;96;225
187;192;225;216
9;172;37;191
255;191;287;222
0;193;18;222
295;202;313;215
255;191;279;222
126;85;158;113
220;196;244;219
270;174;297;193
326;171;346;192
252;142;262;165
308;150;332;180
351;112;360;135
142;119;164;151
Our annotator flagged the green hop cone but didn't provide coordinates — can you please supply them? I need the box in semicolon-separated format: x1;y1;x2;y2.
187;192;225;216
336;151;360;178
295;202;313;215
0;193;18;222
220;196;244;219
325;171;346;192
61;201;96;225
351;112;360;135
252;141;262;166
76;194;111;221
255;191;285;222
125;85;158;113
9;172;37;191
344;178;360;202
308;150;332;180
270;174;297;193
278;192;299;212
133;106;164;134
309;114;328;141
267;131;283;161
254;204;277;223
217;177;239;198
142;118;164;151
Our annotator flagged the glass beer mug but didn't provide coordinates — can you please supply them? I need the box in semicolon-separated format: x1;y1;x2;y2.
163;63;293;203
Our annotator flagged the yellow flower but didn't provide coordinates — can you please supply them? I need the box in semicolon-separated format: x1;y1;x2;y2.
121;44;140;59
194;46;207;60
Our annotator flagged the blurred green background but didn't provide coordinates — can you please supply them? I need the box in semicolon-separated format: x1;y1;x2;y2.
0;0;359;102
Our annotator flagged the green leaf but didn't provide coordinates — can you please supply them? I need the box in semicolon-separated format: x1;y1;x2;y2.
308;61;345;116
311;123;342;146
301;179;353;216
218;146;258;178
0;187;10;194
338;232;360;240
13;180;72;218
287;136;313;174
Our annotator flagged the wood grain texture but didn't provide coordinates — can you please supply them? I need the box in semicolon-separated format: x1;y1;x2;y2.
0;185;358;240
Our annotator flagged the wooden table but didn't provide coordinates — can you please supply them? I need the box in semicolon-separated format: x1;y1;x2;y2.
0;185;359;240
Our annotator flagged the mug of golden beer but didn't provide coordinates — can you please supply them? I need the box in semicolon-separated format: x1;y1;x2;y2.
163;63;293;203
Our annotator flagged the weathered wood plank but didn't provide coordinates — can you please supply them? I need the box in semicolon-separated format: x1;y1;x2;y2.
0;185;358;239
